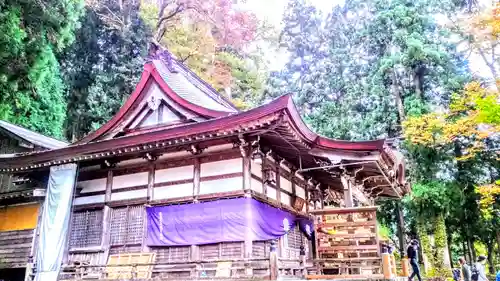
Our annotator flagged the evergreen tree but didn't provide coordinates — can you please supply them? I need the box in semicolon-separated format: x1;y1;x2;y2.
61;1;151;141
266;0;326;113
0;0;84;138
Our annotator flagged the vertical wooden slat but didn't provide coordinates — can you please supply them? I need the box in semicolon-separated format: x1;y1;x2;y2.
105;170;113;202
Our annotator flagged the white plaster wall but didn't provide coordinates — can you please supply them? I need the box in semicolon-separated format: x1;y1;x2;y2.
110;189;147;201
267;186;277;200
199;177;243;195
251;178;262;193
280;176;292;193
112;172;148;190
296;186;306;199
251;161;262;178
73;195;105;206
201;158;242;177
281;192;291;206
154;183;193;200
155;165;193;183
78;178;106;193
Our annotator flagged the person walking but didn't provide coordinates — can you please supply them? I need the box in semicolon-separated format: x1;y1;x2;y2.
407;240;422;281
459;257;472;281
471;255;489;281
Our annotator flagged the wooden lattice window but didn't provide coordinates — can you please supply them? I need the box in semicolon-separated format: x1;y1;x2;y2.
280;225;303;259
70;209;104;248
200;242;243;260
286;226;302;249
110;205;144;247
153;246;191;263
252;241;271;258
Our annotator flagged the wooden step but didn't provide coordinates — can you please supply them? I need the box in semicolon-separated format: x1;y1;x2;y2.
306;274;384;280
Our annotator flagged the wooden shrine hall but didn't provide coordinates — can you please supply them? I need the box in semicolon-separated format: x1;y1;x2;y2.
0;46;409;281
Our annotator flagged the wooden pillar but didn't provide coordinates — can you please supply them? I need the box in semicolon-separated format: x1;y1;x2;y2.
193;158;200;198
275;165;281;203
341;174;353;208
270;240;278;280
192;157;201;269
147;162;155;201
304;184;310;213
101;205;111;251
105;170;113;202
242;145;251;193
261;157;267;196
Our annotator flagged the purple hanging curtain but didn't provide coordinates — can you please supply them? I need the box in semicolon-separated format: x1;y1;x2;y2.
297;217;314;239
146;198;297;246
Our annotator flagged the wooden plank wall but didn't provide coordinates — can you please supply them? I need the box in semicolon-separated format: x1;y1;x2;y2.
0;229;34;268
65;145;314;279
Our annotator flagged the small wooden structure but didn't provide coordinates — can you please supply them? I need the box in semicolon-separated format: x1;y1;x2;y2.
0;46;409;281
309;206;382;279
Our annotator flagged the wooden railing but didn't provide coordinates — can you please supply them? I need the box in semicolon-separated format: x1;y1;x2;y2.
54;258;308;280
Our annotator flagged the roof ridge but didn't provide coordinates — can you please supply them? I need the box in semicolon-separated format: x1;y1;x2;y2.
147;47;238;112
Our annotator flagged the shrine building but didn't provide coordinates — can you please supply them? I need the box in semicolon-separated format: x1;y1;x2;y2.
0;46;409;281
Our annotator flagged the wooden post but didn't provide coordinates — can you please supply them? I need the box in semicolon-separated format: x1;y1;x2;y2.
275;165;281;203
341;174;353;208
102;205;112;253
382;253;393;279
242;145;251;193
105;170;113;202
191;160;201;277
261;157;267;196
193;158;200;198
147;162;155;201
270;240;278;280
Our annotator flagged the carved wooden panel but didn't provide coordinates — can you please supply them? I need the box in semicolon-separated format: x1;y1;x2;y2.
69;209;103;248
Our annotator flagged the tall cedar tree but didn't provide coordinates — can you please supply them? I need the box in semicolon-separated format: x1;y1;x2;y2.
0;0;83;138
61;2;150;141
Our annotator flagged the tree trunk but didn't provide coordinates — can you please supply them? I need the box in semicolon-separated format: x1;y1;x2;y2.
462;241;468;261
412;68;423;101
391;69;405;122
447;233;453;268
396;201;406;258
467;238;476;262
486;240;495;275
